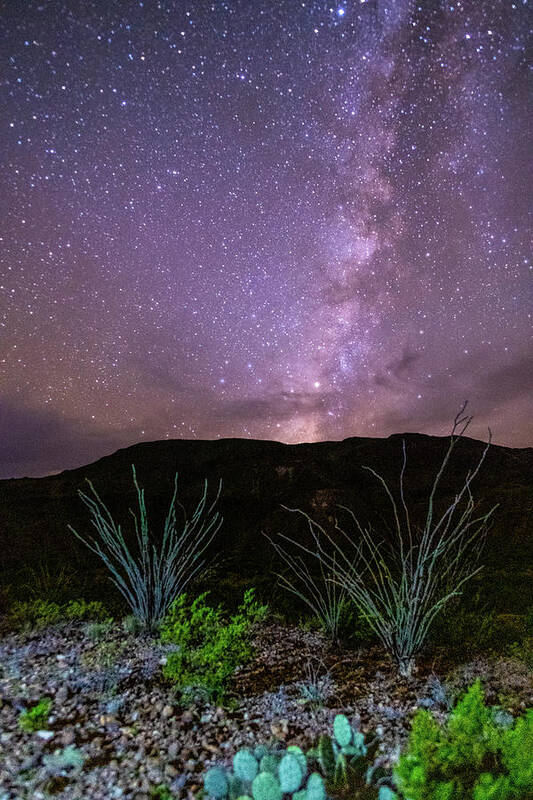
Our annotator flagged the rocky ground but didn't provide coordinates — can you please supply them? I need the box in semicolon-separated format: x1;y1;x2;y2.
0;618;531;800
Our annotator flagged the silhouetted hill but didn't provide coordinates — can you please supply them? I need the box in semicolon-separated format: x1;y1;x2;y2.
1;434;532;611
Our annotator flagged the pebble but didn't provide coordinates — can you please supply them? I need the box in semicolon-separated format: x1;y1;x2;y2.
167;741;179;759
55;685;68;704
1;617;529;800
61;727;76;746
36;730;54;740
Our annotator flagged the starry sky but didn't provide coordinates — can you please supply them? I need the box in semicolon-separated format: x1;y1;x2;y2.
1;0;531;479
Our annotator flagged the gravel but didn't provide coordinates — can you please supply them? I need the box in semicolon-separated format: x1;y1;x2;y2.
1;618;531;799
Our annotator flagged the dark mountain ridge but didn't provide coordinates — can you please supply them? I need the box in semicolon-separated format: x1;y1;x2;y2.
1;433;532;611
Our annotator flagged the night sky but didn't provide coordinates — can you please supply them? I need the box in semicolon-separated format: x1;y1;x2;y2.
1;1;531;479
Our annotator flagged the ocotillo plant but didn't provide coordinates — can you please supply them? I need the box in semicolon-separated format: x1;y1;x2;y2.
271;402;498;676
68;464;223;630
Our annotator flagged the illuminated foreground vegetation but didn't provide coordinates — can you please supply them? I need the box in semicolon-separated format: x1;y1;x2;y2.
1;406;531;798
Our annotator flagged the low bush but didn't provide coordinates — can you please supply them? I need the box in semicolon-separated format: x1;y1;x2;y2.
6;598;108;632
63;599;109;622
160;587;268;703
18;697;53;732
335;603;377;648
392;679;533;799
17;563;77;605
8;599;64;631
80;639;126;672
427;603;497;656
298;605;377;648
492;614;527;649
149;786;173;800
122;613;145;635
525;605;533;635
86;617;114;642
508;637;533;670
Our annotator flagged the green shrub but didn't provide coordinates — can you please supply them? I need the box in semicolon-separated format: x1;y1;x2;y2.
8;599;64;631
160;588;268;703
525;606;533;635
86;617;114;641
122;614;145;635
80;639;126;671
18;697;53;732
507;637;533;671
149;786;173;800
337;604;377;647
6;597;108;632
17;564;77;605
492;615;527;649
392;680;533;799
298;605;376;648
427;605;496;655
64;599;109;622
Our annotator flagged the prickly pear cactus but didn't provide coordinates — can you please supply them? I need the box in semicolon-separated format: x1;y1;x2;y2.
234;749;259;782
279;752;304;793
333;715;353;748
204;744;328;800
203;714;391;800
306;714;386;798
204;766;229;799
316;734;336;779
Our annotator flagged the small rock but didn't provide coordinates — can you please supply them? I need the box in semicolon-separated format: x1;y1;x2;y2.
162;704;174;718
36;730;54;740
270;719;289;740
61;727;76;746
55;686;68;704
167;742;179;760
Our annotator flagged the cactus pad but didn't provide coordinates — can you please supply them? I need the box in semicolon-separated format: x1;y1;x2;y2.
251;771;283;800
279;752;304;793
306;772;327;800
234;749;259;782
205;766;229;798
333;714;353;748
316;734;336;778
286;745;308;778
260;754;281;775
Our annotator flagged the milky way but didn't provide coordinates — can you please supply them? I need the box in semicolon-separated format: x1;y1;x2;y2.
1;0;531;478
